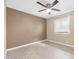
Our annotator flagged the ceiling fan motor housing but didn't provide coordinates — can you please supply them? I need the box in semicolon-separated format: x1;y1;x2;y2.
46;3;53;8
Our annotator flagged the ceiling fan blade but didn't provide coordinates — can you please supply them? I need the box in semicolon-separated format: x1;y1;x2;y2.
52;0;59;7
37;2;47;8
38;9;46;12
51;8;60;11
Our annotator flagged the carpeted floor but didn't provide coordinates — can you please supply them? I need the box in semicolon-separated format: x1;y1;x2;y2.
6;41;74;59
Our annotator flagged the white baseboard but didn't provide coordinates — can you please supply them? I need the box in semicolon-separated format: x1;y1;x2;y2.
47;39;74;48
6;40;46;52
6;39;74;52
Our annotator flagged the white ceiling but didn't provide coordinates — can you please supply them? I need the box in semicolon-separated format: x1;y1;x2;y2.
6;0;74;19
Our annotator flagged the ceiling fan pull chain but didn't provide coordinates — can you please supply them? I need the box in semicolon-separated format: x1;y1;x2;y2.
48;12;51;15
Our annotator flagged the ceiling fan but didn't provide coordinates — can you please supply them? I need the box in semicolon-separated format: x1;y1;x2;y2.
37;0;60;15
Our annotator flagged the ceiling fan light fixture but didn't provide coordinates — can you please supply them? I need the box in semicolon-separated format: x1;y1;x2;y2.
46;9;51;12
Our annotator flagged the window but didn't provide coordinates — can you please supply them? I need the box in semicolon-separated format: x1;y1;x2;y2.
54;17;70;34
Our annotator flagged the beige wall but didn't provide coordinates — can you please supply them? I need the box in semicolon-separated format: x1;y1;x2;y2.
47;11;74;45
6;8;46;49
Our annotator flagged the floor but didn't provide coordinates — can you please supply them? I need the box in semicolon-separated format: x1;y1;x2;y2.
6;41;74;59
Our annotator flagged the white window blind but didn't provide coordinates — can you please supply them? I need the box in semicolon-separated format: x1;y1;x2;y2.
54;17;70;34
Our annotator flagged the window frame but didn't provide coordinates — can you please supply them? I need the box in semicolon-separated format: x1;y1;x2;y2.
54;16;70;34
